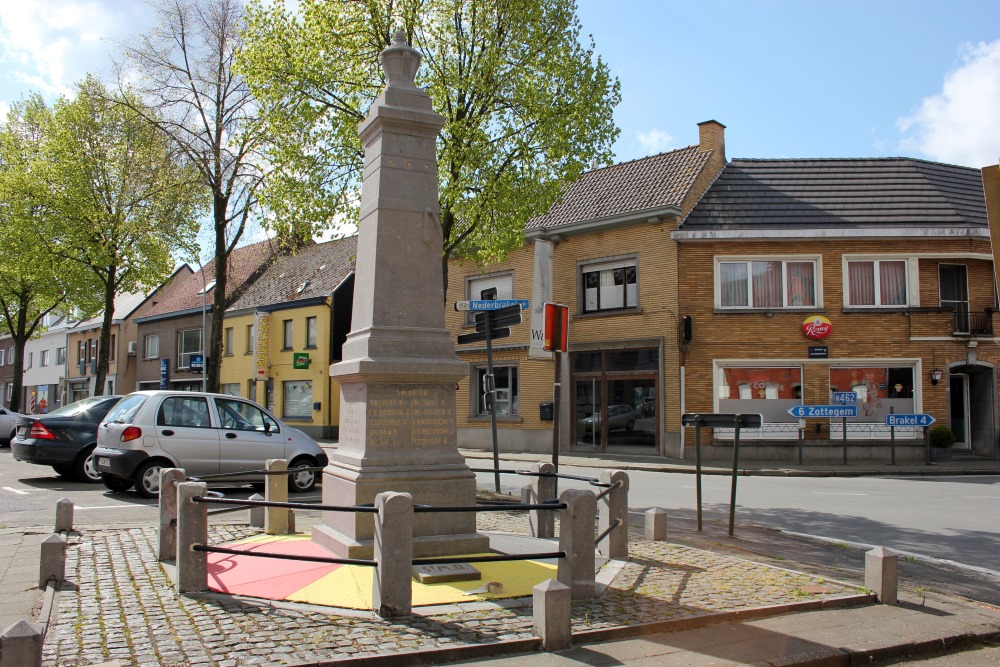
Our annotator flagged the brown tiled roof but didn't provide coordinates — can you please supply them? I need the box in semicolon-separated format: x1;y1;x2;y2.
141;239;278;317
683;158;988;229
228;236;358;311
526;145;713;230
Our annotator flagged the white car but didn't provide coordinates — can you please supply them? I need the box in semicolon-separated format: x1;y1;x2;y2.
94;390;328;499
0;406;24;445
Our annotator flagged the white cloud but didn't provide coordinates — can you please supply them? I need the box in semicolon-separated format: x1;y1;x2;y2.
898;40;1000;168
636;129;676;155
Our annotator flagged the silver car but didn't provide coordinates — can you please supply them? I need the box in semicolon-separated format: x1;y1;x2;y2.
94;390;328;498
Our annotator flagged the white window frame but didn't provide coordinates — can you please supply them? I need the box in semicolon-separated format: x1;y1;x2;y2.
56;347;66;365
471;362;519;418
282;319;293;350
224;327;234;357
842;256;918;309
0;349;4;365
305;316;317;349
714;255;822;310
579;256;639;314
176;328;203;370
465;271;514;324
40;349;49;367
144;335;160;360
282;379;312;419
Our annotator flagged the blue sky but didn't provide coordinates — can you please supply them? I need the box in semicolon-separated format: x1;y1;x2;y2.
1;0;998;169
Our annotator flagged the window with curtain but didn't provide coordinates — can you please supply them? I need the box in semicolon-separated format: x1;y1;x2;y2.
847;260;907;307
718;259;816;309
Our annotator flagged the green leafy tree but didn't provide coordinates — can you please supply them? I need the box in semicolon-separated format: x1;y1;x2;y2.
239;0;620;293
46;75;205;396
115;0;269;393
0;96;93;411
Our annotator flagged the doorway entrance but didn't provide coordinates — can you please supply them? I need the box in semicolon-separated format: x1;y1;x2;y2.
571;347;659;453
948;363;997;456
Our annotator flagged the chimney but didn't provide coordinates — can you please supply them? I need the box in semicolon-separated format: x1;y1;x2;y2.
697;120;726;154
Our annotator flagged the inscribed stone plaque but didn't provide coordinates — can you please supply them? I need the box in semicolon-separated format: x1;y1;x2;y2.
412;562;481;583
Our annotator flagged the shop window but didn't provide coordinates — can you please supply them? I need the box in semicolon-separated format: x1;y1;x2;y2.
282;380;312;419
472;364;519;417
717;258;817;309
581;259;637;313
176;329;202;369
465;272;514;324
144;335;160;360
717;367;802;438
829;366;914;420
846;259;907;307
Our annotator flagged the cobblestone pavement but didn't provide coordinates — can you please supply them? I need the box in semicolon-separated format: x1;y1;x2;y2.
44;511;859;667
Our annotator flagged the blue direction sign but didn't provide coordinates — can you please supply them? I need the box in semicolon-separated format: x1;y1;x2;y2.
787;405;858;418
885;413;936;427
832;391;858;404
454;299;529;312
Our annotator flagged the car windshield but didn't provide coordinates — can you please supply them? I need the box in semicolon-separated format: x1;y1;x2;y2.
103;394;148;424
46;396;112;418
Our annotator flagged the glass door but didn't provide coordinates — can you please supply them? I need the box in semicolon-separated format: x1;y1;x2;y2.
574;379;602;450
606;379;657;448
940;264;970;333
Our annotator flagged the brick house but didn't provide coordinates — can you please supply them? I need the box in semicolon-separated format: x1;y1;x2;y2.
133;240;278;392
676;158;998;461
446;121;727;456
0;333;15;409
221;236;356;439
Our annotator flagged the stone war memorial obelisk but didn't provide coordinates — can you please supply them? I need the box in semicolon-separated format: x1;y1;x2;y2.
312;32;490;559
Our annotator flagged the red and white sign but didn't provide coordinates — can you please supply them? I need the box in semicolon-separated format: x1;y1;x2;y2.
802;315;832;340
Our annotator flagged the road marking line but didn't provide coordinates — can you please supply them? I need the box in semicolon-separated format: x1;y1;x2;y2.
2;486;29;495
75;505;152;510
812;492;868;496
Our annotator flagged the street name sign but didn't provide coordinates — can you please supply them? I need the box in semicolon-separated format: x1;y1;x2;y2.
454;299;529;312
787;405;858;418
832;392;858;404
885;413;936;427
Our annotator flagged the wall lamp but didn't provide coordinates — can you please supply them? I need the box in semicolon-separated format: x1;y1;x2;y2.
930;368;943;385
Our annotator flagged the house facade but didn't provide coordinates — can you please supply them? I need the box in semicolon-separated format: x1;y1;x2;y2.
22;314;73;412
221;237;356;439
446;121;727;456
134;241;277;393
675;158;998;460
0;334;12;409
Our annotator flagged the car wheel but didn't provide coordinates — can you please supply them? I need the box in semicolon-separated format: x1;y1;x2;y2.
625;419;635;432
133;460;165;499
52;464;74;478
287;457;318;493
74;445;103;483
102;474;133;493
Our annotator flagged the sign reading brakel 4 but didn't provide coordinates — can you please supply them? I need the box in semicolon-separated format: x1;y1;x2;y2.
254;311;269;379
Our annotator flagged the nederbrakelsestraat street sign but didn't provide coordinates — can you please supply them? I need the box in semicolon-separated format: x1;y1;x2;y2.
885;413;936;427
787;405;858;418
453;299;530;311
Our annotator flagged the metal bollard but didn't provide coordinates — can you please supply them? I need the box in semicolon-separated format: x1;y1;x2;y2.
533;578;571;650
645;507;667;541
158;468;185;562
597;470;629;560
557;489;596;597
264;459;288;535
38;534;66;589
531;462;556;538
54;498;74;533
175;481;208;594
0;619;44;667
372;492;413;616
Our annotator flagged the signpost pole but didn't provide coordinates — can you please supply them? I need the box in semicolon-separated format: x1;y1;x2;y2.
924;425;931;465
551;351;561;497
889;407;896;465
798;425;804;465
695;421;703;532
483;310;501;493
728;415;741;537
842;416;848;465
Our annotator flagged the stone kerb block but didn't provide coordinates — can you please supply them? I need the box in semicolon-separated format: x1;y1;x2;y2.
175;481;208;594
248;493;264;528
531;462;556;539
265;459;288;535
54;498;73;533
533;578;571;651
0;619;44;667
38;533;66;589
865;546;898;604
158;468;185;562
372;491;413;617
645;507;668;541
597;470;629;560
557;489;597;597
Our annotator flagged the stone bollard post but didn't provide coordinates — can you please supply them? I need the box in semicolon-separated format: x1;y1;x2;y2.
533;578;571;651
531;462;556;539
248;493;264;528
597;470;629;560
0;619;44;667
175;481;208;594
38;533;66;588
645;507;668;541
264;459;288;535
54;498;74;533
865;546;898;604
158;468;186;562
372;491;413;617
557;489;596;597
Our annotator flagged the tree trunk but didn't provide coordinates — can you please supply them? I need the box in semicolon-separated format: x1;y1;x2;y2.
94;267;117;397
205;196;228;393
9;302;27;412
